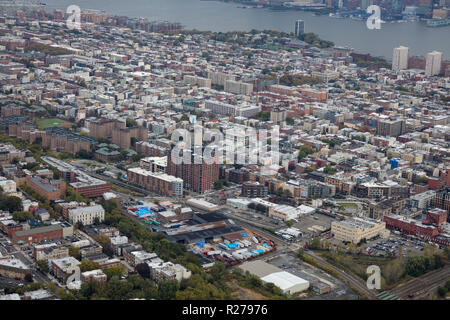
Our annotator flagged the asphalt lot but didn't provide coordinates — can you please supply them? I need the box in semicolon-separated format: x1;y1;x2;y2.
361;233;435;257
293;214;334;237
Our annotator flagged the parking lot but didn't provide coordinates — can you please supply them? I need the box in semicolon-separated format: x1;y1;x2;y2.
0;233;15;257
361;233;437;257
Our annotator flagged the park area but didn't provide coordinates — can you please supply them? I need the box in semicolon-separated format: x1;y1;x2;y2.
36;118;73;129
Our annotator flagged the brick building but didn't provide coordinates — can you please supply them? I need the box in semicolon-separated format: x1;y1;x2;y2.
87;118;148;149
127;167;183;196
426;208;448;226
241;182;268;198
11;224;63;244
383;214;440;238
27;176;66;201
135;141;168;157
70;181;111;198
167;147;219;193
435;187;450;220
408;55;426;69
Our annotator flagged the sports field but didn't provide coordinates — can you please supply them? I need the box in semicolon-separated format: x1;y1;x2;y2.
36;118;73;129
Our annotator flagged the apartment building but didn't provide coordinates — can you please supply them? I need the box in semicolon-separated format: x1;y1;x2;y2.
207;71;235;86
224;80;253;96
50;256;81;282
33;243;69;261
127;167;183;196
167;147;219;193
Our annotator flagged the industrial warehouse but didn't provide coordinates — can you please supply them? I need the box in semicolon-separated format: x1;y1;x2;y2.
239;260;310;294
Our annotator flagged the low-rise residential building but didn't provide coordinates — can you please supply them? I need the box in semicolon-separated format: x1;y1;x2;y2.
33;243;69;261
81;269;107;283
148;261;192;282
50;256;81;282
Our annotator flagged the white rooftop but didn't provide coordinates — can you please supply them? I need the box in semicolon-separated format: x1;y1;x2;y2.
261;271;309;292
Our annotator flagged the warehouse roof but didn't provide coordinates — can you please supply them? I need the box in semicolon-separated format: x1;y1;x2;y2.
261;272;309;292
14;224;62;237
239;260;281;278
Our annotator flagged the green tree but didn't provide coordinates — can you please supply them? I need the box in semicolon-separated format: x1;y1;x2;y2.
324;166;337;175
24;273;33;282
279;74;322;86
286;117;295;125
276;188;284;197
12;211;33;222
158;280;179;300
285;220;294;227
297;145;315;161
0;196;23;213
79;260;101;272
310;238;321;250
404;256;431;277
437;286;448;297
104;266;126;280
126;118;138;128
256;111;270;121
37;259;49;273
297;248;304;260
214;180;224;190
68;246;81;260
210;261;226;281
136;263;151;279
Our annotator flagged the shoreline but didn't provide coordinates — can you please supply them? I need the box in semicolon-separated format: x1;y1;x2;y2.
34;0;450;58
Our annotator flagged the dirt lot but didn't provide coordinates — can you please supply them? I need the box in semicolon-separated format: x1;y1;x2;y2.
226;279;269;300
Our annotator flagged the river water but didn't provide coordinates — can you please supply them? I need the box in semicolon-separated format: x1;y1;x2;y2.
42;0;449;59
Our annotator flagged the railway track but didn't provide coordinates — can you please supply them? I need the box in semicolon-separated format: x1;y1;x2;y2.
306;251;379;300
390;265;450;299
87;171;152;196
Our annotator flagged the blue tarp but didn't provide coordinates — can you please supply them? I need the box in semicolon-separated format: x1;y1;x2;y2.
135;206;153;217
226;242;239;249
196;242;206;248
241;233;247;237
